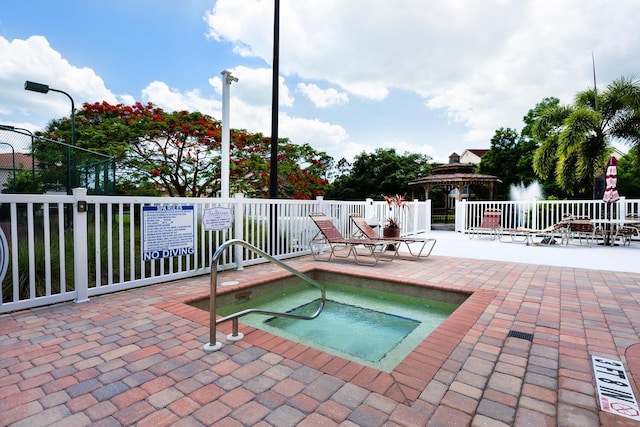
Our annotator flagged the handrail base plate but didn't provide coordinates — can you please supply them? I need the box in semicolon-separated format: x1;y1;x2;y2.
203;342;223;352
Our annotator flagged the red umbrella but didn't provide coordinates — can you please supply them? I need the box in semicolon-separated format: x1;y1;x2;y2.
603;156;619;203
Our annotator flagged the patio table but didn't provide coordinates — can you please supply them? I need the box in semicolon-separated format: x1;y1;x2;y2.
592;218;640;246
617;218;640;245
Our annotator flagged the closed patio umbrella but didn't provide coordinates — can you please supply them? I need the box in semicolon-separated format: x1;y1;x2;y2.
602;156;620;245
602;156;619;204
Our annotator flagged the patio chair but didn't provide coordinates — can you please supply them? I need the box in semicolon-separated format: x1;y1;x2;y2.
564;216;596;246
349;214;436;260
308;213;395;266
611;225;639;246
468;209;502;240
617;215;640;246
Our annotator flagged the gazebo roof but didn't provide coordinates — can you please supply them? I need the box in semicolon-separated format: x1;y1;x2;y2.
408;152;501;199
408;172;501;187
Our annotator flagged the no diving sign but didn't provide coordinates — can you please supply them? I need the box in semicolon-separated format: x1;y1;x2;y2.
591;355;640;421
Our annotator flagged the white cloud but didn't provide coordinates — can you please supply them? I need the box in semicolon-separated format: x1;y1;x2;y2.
280;113;350;153
0;35;118;130
224;95;355;160
143;73;353;159
3;0;640;166
141;81;221;114
205;0;640;153
297;83;348;108
208;66;294;108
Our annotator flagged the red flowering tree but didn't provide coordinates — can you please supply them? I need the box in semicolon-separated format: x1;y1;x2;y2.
227;131;331;199
39;101;332;198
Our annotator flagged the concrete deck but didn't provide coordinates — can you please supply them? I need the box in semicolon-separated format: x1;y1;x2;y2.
2;231;640;426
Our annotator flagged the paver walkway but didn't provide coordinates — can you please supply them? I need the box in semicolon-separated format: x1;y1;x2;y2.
2;252;640;426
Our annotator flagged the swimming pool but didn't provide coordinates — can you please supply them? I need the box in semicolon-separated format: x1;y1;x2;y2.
190;273;463;372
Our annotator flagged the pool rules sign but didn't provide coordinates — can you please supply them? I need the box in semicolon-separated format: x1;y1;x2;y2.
142;205;195;260
592;355;640;421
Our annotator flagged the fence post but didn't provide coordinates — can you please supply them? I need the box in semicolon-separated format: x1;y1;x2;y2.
315;196;325;214
233;193;244;270
411;199;419;235
364;198;374;220
619;196;627;219
73;188;89;303
455;200;465;233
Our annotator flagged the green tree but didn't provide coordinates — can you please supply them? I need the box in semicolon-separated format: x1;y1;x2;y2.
617;150;640;198
477;127;537;200
228;133;332;199
327;148;432;200
518;97;570;199
532;76;640;197
3;169;43;194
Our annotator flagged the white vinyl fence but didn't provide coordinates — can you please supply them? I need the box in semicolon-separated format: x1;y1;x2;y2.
456;198;640;232
0;190;431;313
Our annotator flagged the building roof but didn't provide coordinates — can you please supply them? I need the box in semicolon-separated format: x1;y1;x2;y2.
0;153;35;169
410;154;501;186
464;149;489;157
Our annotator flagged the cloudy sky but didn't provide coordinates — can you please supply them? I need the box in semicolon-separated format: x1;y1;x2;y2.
1;0;639;163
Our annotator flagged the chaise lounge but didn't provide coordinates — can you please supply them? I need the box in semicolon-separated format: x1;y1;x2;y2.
308;213;395;266
349;214;437;260
500;222;570;245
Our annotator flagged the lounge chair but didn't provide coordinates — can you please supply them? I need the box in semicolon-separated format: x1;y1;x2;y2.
502;222;570;245
468;209;502;240
308;213;394;266
503;215;595;245
349;214;436;260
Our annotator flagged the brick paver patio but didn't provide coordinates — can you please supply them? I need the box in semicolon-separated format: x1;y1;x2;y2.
2;251;640;426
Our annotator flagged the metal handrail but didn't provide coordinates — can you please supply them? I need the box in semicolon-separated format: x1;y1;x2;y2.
204;239;326;352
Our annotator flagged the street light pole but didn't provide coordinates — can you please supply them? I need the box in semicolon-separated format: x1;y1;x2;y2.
270;0;280;200
269;0;280;255
24;80;76;194
24;81;75;147
220;70;238;199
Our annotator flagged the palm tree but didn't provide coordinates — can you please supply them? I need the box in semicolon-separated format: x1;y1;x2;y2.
532;76;640;196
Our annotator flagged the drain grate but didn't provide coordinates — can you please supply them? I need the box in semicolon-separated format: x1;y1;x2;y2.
507;330;534;341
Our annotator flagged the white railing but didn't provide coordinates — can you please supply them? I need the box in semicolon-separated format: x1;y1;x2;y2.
456;198;640;232
0;191;431;313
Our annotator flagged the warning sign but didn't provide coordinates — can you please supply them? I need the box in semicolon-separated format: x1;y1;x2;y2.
591;355;640;421
202;207;233;231
142;205;195;260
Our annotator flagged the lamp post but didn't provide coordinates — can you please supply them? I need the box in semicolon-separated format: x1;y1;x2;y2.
270;0;280;200
220;70;238;199
269;0;280;255
24;80;76;194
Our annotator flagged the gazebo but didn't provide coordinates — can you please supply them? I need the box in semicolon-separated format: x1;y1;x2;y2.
409;152;501;204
